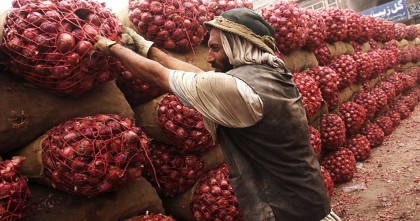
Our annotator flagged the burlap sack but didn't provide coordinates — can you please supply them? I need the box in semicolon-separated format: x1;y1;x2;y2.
361;42;371;52
329;87;354;113
282;50;318;73
133;94;172;144
376;42;385;49
402;62;414;71
24;177;164;221
398;39;409;48
0;73;134;153
326;41;355;57
109;0;212;71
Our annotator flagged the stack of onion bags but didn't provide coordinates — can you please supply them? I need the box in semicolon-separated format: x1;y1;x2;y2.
157;94;215;153
41;114;151;197
0;156;31;220
1;0;122;96
128;0;209;52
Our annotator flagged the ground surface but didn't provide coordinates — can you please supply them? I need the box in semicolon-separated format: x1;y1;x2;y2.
330;105;420;221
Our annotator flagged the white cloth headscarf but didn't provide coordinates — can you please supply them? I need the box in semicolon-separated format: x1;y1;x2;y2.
219;30;285;69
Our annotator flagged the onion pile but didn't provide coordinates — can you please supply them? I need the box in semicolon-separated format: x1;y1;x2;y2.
360;122;385;148
191;164;243;221
328;55;357;90
346;134;371;161
352;51;373;83
394;23;407;41
262;0;308;54
313;43;332;66
320;166;334;198
202;0;253;20
128;0;209;52
42;114;150;197
375;116;394;136
372;18;395;42
338;101;366;136
376;81;396;104
391;101;412;120
368;50;385;79
320;7;348;43
2;0;122;96
398;48;413;64
308;125;322;159
319;114;346;150
126;213;176;221
158;94;214;153
116;66;165;105
387;74;405;95
344;9;362;42
385;110;401;127
144;142;204;197
302;9;327;51
0;156;31;220
353;91;378;120
356;15;374;43
306;66;340;110
369;88;388;112
405;25;419;41
292;72;322;120
321;148;356;184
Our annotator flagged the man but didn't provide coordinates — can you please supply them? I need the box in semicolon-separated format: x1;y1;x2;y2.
94;8;341;221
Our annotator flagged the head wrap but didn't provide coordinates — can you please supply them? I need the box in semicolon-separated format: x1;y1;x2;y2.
204;8;277;54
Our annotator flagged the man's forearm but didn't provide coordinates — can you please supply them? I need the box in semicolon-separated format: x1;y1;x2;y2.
110;44;172;92
148;47;204;73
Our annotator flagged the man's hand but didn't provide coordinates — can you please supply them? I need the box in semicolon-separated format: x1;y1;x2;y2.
93;35;117;56
122;27;154;57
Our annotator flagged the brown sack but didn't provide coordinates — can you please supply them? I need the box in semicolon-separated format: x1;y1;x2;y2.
133;94;172;144
398;39;409;48
24;177;164;221
283;50;318;73
0;73;134;153
326;41;355;57
361;42;371;52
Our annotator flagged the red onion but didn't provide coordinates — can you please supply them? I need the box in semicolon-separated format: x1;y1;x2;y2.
0;156;31;220
42;114;151;197
262;1;308;54
128;0;209;52
1;0;122;96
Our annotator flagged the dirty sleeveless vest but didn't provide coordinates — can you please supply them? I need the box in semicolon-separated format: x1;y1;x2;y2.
217;64;331;221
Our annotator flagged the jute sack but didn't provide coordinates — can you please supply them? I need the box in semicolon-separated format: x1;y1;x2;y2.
133;94;172;144
0;73;134;153
398;39;409;48
361;42;371;52
24;177;164;221
402;62;414;71
282;50;318;73
109;0;212;71
326;41;355;57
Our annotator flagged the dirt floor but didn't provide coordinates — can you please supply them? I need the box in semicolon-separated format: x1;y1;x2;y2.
329;105;420;221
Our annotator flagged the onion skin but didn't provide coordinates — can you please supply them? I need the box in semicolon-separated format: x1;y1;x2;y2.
56;33;76;53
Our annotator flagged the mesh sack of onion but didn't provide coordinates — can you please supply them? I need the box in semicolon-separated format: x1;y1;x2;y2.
143;142;204;198
134;94;215;154
0;156;31;220
320;7;348;43
301;9;327;51
128;0;209;52
14;114;151;197
292;73;322;121
202;0;253;20
262;0;308;54
306;66;340;111
191;163;243;221
1;0;122;96
116;65;165;106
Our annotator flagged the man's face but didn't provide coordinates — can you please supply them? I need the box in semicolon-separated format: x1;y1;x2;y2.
207;28;233;72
